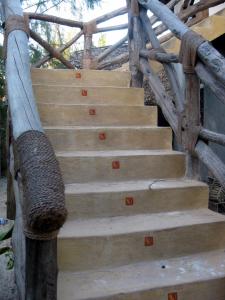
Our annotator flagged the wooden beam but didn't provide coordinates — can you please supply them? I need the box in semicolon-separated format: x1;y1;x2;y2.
140;8;184;113
179;0;225;22
33;30;83;68
195;140;225;188
27;12;83;28
30;29;74;69
195;62;225;106
138;0;225;85
199;128;225;147
97;52;129;69
140;57;179;136
96;23;128;33
96;35;128;62
140;49;179;63
94;6;128;25
3;0;43;139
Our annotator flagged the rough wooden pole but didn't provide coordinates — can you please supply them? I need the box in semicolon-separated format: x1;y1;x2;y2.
183;73;201;179
138;0;225;85
83;22;96;69
127;0;144;87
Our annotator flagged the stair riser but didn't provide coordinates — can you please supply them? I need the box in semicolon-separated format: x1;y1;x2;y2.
57;154;185;183
58;222;225;271
38;105;157;127
32;69;131;87
46;128;172;151
91;278;225;300
66;186;208;219
33;85;144;105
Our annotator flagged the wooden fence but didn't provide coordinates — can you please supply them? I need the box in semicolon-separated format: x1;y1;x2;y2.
2;0;225;298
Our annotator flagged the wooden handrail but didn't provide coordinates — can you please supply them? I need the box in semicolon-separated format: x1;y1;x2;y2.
2;0;67;298
138;0;225;84
132;0;225;185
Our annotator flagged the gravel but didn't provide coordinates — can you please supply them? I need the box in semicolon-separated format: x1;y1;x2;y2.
0;177;18;300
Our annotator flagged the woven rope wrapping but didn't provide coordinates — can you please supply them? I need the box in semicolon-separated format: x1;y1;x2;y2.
16;131;67;240
179;30;205;74
3;15;30;60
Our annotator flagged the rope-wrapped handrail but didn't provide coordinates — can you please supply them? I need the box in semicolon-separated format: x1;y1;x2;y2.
2;0;67;240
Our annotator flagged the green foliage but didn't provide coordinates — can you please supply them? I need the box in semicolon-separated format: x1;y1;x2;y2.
98;34;107;47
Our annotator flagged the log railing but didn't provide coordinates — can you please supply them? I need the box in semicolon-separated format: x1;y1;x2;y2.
2;0;67;299
128;0;225;187
27;6;129;70
23;0;221;71
2;0;225;298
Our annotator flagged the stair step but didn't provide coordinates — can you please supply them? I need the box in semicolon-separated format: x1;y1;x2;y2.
56;150;185;183
31;68;131;87
58;208;225;271
38;104;157;126
58;249;225;300
65;179;208;219
33;85;144;105
45;126;172;151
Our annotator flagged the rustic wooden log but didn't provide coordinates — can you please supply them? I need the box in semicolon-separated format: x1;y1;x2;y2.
195;140;225;188
3;1;43;139
199;128;225;147
25;237;57;299
6;112;16;220
12;171;58;300
138;0;225;84
140;49;179;63
151;0;181;25
140;8;184;113
127;0;145;87
83;34;93;69
183;73;201;179
96;35;128;62
179;0;225;22
30;29;74;69
96;23;128;33
97;52;129;70
27;12;83;28
94;6;128;25
140;57;179;136
33;30;83;68
3;1;66;299
195;62;225;106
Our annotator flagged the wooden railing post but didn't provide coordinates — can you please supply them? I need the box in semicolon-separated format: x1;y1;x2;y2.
83;21;96;69
127;0;145;87
182;72;201;179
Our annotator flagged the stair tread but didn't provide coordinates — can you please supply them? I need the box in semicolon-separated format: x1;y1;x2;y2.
33;83;143;90
65;179;207;194
58;249;225;299
45;125;169;130
56;149;183;157
59;208;225;238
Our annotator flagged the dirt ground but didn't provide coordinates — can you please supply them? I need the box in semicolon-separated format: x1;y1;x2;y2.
0;177;17;300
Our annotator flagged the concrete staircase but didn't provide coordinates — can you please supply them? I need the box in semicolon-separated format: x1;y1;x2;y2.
32;68;225;300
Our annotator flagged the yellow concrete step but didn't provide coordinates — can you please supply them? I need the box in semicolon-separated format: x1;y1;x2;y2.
56;150;185;184
33;84;144;105
31;68;131;87
58;208;225;272
65;179;208;219
45;126;172;151
58;249;225;300
38;104;157;127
